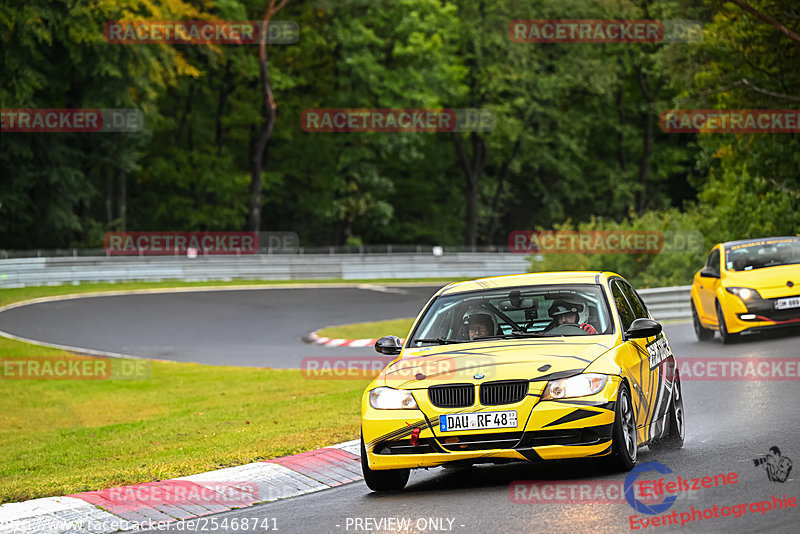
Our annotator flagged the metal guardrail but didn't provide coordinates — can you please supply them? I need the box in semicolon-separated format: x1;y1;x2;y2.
0;255;692;321
638;285;692;322
0;254;530;288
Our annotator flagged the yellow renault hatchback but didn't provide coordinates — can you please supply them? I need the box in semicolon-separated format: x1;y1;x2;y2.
691;236;800;343
360;272;684;491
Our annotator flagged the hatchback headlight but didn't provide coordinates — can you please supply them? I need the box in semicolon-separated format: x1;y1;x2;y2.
369;387;419;409
542;373;608;400
725;287;762;301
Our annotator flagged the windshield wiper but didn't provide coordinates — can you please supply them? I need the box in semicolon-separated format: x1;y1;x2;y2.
413;337;467;345
503;331;548;338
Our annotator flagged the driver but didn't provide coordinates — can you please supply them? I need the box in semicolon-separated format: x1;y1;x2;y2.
546;300;597;334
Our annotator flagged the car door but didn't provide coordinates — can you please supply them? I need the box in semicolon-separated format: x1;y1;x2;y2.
698;247;722;323
610;280;651;438
616;279;670;443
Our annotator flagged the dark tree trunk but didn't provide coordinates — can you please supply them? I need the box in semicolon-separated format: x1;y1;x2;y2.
636;66;663;214
104;166;113;225
486;138;522;245
248;1;291;232
117;169;126;232
453;132;487;249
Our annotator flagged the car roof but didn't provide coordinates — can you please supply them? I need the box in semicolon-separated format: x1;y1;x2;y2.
720;236;800;248
438;271;618;296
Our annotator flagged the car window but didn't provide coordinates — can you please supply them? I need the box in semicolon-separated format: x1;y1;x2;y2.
706;248;721;276
724;237;800;271
618;281;648;319
611;281;636;331
408;284;613;345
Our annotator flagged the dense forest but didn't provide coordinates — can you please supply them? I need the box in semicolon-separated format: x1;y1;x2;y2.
1;0;799;257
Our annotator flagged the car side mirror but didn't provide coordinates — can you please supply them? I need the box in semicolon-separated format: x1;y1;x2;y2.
375;335;402;355
626;318;662;339
699;267;719;279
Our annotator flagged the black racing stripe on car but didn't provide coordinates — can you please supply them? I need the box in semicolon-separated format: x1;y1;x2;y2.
368;419;429;448
550;399;614;410
517;423;614;448
516;448;543;461
543;408;603;428
530;369;584;382
587;442;613;456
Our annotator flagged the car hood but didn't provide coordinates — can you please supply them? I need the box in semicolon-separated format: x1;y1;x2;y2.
379;337;616;389
724;264;800;298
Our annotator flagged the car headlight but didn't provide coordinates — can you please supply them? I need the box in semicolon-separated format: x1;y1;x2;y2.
725;287;762;301
541;373;608;400
369;387;419;410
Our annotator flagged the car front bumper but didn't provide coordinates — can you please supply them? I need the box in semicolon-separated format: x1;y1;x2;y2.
362;378;620;470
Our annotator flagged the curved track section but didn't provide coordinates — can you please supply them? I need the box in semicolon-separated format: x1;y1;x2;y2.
0;285;441;367
3;285;799;532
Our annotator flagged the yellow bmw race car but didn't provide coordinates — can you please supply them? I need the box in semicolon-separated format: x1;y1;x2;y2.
360;272;684;491
690;236;800;344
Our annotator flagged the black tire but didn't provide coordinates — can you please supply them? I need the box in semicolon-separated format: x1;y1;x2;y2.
603;381;637;471
692;300;715;342
716;302;738;345
360;434;409;491
649;370;685;451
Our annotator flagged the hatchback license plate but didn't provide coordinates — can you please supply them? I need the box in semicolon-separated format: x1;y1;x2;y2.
439;411;517;432
775;297;800;310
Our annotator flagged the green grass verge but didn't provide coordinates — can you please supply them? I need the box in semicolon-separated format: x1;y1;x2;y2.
0;278;454;503
317;318;416;340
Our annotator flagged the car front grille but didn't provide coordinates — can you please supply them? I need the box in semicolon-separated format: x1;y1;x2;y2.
479;380;529;406
429;384;475;408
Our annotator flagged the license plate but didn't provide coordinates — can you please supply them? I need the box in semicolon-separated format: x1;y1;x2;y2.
775;297;800;310
439;411;517;432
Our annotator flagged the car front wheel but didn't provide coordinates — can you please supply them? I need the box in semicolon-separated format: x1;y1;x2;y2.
603;381;637;471
716;302;738;344
649;370;685;451
692;300;715;341
361;433;409;491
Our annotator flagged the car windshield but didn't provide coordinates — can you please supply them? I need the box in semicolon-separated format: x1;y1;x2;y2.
409;284;613;346
724;238;800;271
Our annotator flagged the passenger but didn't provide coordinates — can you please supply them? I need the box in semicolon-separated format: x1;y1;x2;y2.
546;300;597;334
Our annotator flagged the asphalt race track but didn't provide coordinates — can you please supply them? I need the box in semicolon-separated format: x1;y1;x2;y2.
2;286;800;533
0;285;441;367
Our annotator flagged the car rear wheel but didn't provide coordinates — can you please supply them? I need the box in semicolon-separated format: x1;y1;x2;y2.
692;300;714;341
716;302;738;344
360;433;409;491
649;370;685;451
603;381;637;471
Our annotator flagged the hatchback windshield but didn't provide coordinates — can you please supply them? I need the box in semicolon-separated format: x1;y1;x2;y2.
409;284;613;346
724;237;800;271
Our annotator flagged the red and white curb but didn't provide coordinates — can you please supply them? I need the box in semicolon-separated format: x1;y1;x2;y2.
303;331;380;348
0;440;361;533
303;331;406;348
